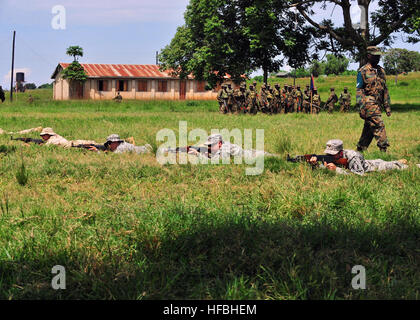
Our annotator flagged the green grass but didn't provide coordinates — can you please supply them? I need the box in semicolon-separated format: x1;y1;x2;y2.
0;76;419;300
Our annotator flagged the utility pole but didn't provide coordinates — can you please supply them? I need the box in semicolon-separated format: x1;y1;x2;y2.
10;30;16;102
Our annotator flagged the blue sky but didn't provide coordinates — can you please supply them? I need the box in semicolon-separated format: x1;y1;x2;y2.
0;0;418;88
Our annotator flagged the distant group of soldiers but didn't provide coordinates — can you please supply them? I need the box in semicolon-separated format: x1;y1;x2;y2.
217;81;352;115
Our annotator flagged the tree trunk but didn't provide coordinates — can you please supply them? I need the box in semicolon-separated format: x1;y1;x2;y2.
263;66;268;84
395;74;398;85
358;0;371;68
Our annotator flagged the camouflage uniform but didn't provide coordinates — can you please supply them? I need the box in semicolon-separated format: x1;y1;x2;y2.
40;127;96;148
197;134;275;161
226;84;235;113
113;92;122;103
286;86;294;113
303;86;311;113
234;85;247;114
339;88;351;112
246;85;259;114
356;47;391;152
294;86;303;113
280;85;288;113
311;89;321;114
319;139;408;176
326;88;338;113
217;85;227;113
259;85;269;113
106;134;152;154
273;84;281;114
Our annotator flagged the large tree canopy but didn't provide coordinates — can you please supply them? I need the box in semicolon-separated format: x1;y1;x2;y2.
291;0;419;65
159;0;313;85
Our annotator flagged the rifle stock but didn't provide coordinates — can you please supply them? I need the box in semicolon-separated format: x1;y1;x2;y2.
72;144;107;151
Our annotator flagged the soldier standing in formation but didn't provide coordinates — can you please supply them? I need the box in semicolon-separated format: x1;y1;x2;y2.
325;88;338;114
339;87;351;112
246;85;258;114
273;84;281;114
311;88;321;114
294;85;303;113
303;85;311;113
356;46;391;153
217;84;227;113
226;84;234;113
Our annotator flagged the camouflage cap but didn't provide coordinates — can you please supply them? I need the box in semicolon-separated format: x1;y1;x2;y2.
106;134;123;143
204;134;223;146
40;127;56;136
324;139;343;155
367;46;383;56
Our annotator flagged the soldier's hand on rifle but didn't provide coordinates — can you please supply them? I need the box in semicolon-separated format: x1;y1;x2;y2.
386;111;391;117
325;162;337;171
88;146;98;152
309;156;317;165
188;148;199;156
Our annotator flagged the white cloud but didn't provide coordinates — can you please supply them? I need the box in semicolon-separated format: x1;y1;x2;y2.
2;68;31;88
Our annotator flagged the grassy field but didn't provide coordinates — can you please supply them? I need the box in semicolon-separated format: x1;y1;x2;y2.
0;74;419;300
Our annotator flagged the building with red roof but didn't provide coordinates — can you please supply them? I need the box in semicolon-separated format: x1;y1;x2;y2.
51;63;219;101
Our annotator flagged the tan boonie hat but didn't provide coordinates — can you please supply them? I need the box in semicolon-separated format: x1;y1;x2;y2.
367;46;383;56
40;127;56;136
106;134;123;143
204;134;223;146
324;139;344;155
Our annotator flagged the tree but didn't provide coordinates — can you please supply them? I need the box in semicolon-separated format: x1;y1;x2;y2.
323;54;349;75
38;83;53;89
24;83;36;90
159;0;313;86
310;60;324;77
384;48;420;84
62;46;87;98
66;46;84;61
289;0;419;66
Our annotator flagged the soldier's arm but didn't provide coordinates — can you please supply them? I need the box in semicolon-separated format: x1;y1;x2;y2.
356;71;366;109
382;71;391;114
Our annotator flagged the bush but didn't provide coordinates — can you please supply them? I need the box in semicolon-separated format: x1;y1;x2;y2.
16;161;28;186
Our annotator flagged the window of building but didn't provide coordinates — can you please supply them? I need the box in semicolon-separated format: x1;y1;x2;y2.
196;81;206;92
117;80;128;91
138;80;148;92
157;80;168;92
98;80;108;91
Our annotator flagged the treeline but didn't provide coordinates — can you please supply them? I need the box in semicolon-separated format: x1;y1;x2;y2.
12;82;53;91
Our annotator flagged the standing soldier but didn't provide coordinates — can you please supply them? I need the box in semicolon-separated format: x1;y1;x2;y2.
246;85;258;115
339;87;352;112
294;85;303;113
303;85;311;113
217;84;228;113
312;88;321;114
266;85;274;114
234;84;246;114
356;46;391;152
273;84;281;114
286;85;294;113
259;84;268;113
325;87;338;114
0;85;5;103
280;84;288;113
226;83;235;113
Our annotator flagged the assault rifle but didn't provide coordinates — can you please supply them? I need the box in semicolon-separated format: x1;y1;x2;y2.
165;146;208;154
11;136;44;145
71;144;107;151
287;154;348;167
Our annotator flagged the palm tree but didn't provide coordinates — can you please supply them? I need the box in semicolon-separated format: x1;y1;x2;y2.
66;46;83;61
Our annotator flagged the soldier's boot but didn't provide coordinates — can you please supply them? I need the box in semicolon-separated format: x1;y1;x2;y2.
380;148;387;153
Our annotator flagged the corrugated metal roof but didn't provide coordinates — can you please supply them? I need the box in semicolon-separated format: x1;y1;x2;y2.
56;63;182;79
